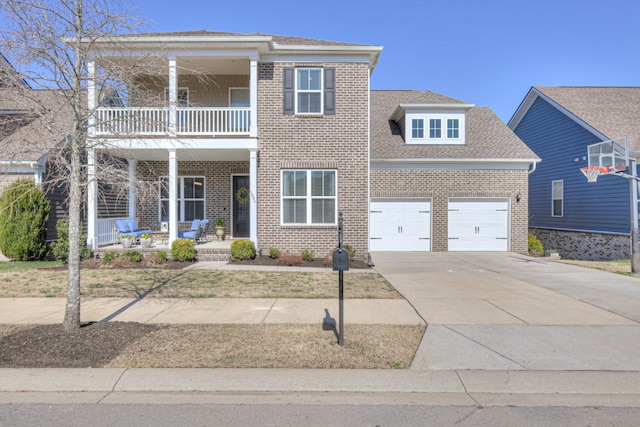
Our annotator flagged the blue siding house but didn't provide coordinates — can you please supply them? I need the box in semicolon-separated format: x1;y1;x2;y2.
509;86;640;260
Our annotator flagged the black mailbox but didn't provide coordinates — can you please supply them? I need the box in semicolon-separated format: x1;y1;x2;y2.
332;248;350;271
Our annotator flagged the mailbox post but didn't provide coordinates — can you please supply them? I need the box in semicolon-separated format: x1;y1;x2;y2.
332;212;349;346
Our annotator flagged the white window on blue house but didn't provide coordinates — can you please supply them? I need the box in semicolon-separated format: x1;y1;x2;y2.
447;119;459;139
429;119;442;139
282;170;337;225
552;180;563;217
159;176;205;222
412;119;424;139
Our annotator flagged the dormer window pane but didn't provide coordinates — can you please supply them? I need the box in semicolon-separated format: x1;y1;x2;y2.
412;119;424;138
429;119;441;138
447;119;459;138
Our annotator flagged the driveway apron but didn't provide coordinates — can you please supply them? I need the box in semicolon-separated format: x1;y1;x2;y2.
371;252;640;371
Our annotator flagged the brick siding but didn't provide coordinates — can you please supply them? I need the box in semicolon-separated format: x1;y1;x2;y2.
371;169;530;254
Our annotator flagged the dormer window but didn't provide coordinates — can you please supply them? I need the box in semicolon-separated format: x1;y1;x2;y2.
429;119;442;139
447;119;459;138
411;119;424;138
391;103;473;145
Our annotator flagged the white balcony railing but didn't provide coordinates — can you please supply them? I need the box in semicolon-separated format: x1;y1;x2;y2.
94;107;251;136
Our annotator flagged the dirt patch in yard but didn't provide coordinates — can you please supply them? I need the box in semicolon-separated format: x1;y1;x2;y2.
0;322;424;369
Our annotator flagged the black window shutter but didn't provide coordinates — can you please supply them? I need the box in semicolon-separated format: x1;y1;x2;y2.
283;67;294;115
324;67;335;115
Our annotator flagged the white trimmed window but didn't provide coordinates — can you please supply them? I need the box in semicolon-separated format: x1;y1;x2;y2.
282;170;337;225
447;118;459;139
552;180;563;217
159;176;205;222
412;118;424;139
429;119;442;139
296;68;323;114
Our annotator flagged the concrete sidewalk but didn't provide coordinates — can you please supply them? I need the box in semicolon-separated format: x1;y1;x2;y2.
2;254;640;406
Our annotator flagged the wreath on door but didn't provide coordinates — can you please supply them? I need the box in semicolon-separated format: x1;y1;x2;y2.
235;186;250;205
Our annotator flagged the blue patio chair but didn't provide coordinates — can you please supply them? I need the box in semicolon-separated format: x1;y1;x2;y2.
178;219;201;241
197;219;210;243
115;219;152;243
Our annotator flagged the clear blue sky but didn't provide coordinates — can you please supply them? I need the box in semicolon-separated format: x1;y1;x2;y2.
110;1;640;122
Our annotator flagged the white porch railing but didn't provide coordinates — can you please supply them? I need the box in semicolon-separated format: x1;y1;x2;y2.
96;217;124;246
94;107;250;136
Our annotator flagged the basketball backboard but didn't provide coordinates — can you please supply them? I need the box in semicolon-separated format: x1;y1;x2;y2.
587;137;629;174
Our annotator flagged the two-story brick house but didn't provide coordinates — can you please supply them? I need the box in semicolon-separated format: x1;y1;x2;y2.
84;31;381;260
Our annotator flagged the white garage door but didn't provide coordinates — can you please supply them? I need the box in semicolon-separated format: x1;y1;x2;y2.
448;199;509;251
370;199;431;251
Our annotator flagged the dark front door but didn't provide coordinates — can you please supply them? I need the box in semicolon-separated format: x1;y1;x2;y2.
233;175;250;238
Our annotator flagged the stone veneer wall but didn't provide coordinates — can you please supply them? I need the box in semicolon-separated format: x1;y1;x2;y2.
256;62;370;261
530;228;630;261
135;160;249;235
371;169;530;254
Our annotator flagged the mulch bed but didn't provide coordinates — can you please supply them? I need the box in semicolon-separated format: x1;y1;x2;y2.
0;322;164;368
231;255;370;269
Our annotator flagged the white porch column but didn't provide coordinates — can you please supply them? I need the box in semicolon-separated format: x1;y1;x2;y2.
168;56;177;136
249;59;258;138
87;148;98;249
86;60;97;248
128;159;137;219
249;148;258;247
168;149;178;244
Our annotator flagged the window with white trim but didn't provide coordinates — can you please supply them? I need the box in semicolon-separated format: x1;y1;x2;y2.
429;119;441;139
159;176;205;222
447;118;459;138
412;118;424;139
282;170;336;225
552;180;563;217
296;68;323;114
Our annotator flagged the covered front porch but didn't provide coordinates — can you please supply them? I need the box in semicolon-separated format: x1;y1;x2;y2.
85;145;258;250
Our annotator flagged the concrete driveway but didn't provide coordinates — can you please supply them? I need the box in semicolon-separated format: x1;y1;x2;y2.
372;252;640;371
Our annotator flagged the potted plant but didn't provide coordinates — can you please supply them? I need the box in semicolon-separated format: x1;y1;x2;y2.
215;217;225;240
140;233;152;248
121;234;134;249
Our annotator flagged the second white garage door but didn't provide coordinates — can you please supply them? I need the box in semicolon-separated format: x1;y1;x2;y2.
370;199;431;251
448;198;509;251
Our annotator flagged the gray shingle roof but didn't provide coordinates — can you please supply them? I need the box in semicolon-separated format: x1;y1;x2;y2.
114;30;371;47
371;90;539;161
535;86;640;150
0;88;73;162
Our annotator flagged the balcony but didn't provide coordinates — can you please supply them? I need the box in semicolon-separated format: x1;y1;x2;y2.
94;106;251;137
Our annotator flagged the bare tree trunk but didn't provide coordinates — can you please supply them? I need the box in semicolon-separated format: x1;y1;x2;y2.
63;0;85;331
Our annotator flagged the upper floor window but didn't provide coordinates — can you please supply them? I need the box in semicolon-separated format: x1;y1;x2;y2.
283;67;335;115
412;119;424;139
296;68;323;114
282;169;337;225
429;119;441;139
447;119;459;139
552;180;563;217
164;87;189;107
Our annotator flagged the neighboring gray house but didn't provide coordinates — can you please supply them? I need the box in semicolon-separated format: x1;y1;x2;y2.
509;86;640;260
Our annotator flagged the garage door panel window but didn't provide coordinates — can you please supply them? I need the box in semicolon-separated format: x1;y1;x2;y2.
282;170;336;225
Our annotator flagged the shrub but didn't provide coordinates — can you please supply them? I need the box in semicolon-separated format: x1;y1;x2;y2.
80;257;101;269
123;250;144;263
528;233;544;257
276;252;304;266
110;257;133;269
50;219;92;264
268;247;281;259
343;244;356;260
155;250;168;262
301;248;315;262
230;239;256;261
143;253;167;267
171;238;196;262
0;179;50;261
101;251;120;265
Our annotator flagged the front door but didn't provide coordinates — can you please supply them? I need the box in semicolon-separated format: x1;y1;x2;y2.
233;175;250;238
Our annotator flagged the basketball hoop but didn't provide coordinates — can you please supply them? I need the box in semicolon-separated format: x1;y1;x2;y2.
581;166;609;182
